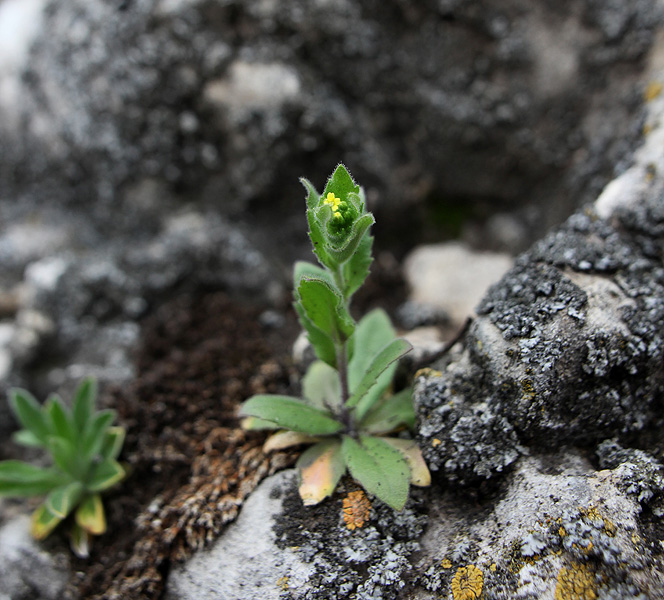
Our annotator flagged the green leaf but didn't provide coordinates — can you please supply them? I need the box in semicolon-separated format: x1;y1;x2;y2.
297;439;346;505
72;377;97;433
86;458;125;492
293;261;334;288
296;277;355;343
359;387;415;434
348;309;401;417
347;338;412;416
75;493;106;535
45;395;76;444
12;429;44;448
306;208;331;268
300;176;321;210
348;309;398;389
326;213;375;265
322;164;360;202
0;461;63;496
31;502;63;540
302;360;342;411
293;302;337;368
342;232;373;299
99;426;125;461
46;481;84;519
240;395;343;435
341;435;410;511
81;410;116;461
48;436;78;477
9;389;50;445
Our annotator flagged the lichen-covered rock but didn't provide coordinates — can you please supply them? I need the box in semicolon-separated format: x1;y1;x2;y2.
415;179;664;484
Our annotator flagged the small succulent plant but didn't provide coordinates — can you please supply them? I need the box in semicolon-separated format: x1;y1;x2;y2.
240;164;430;510
0;377;126;557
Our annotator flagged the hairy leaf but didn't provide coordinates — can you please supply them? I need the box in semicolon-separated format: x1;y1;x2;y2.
293;261;334;288
296;277;355;343
302;360;342;411
0;461;63;496
348;309;397;389
359;387;415;434
293;302;337;368
306;208;331;268
326;213;375;265
342;232;373;300
347;338;412;416
240;395;343;435
342;435;410;511
380;438;431;487
322;164;360;203
9;389;50;446
300;176;321;210
46;481;84;519
297;439;345;505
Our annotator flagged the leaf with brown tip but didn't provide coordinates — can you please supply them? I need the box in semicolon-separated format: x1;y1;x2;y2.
297;439;345;506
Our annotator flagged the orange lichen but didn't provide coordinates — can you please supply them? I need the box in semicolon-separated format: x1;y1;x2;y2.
432;438;442;448
451;565;483;600
342;490;371;530
554;563;597;600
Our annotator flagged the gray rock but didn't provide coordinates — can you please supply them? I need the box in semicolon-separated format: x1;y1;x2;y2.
0;513;70;600
0;0;661;254
403;242;513;328
166;470;316;600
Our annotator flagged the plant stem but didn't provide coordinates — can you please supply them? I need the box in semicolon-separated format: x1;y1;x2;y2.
337;342;349;405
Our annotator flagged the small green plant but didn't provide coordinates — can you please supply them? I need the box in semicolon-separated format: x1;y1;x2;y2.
0;377;126;557
240;164;430;510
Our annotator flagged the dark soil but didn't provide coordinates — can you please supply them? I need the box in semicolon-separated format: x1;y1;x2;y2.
66;292;301;599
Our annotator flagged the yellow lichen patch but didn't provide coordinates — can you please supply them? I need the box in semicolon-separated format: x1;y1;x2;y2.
441;558;452;569
342;490;372;531
451;565;483;600
432;438;442;448
415;367;442;379
277;576;289;591
644;81;663;102
554;563;597;600
490;563;496;573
